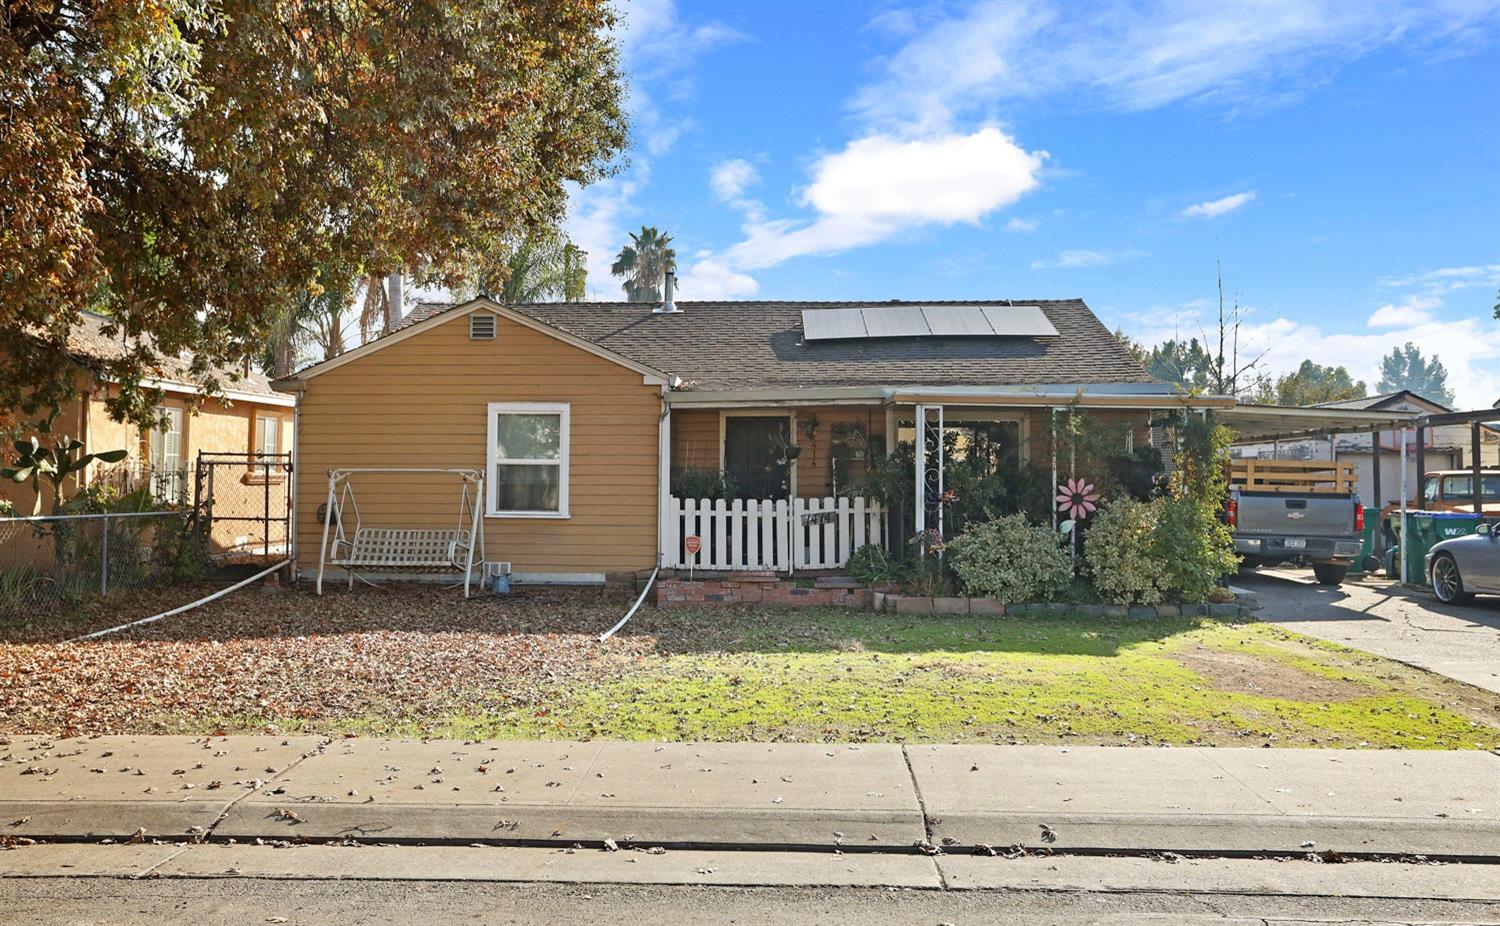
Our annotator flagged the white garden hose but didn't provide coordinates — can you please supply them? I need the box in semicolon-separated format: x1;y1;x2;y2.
599;566;658;642
69;560;291;642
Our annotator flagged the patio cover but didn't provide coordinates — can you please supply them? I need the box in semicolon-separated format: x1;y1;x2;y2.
1216;402;1419;441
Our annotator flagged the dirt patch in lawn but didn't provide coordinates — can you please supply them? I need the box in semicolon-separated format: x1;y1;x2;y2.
1173;644;1376;702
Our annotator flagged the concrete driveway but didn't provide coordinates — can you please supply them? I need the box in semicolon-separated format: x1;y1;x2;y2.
1235;566;1500;695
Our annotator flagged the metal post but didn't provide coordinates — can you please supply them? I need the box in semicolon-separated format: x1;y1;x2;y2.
99;514;109;596
936;405;945;546
1371;429;1383;554
263;456;272;560
1474;421;1484;516
1415;427;1426;502
1399;429;1408;586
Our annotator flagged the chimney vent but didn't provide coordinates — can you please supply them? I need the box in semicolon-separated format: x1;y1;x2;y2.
655;271;680;314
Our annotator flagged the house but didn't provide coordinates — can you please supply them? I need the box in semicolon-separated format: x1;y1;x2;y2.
1231;391;1500;508
276;284;1226;586
2;311;295;517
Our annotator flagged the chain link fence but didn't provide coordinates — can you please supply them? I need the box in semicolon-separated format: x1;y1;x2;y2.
0;510;210;618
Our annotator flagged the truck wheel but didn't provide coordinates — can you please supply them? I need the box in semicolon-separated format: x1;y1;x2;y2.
1312;563;1347;585
1431;554;1475;605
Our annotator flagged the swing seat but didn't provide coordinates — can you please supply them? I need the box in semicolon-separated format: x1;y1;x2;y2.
332;527;473;570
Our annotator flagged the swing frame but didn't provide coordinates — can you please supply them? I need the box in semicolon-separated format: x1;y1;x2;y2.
316;467;486;597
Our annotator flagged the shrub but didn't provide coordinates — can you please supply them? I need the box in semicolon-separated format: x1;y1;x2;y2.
947;514;1072;602
846;543;900;586
1156;495;1237;603
1084;499;1173;605
670;466;738;501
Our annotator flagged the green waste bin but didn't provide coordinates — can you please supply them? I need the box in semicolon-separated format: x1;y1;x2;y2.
1347;506;1381;576
1396;510;1485;585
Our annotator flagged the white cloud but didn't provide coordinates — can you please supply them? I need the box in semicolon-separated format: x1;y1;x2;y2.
1368;294;1440;329
1183;191;1257;218
1379;263;1500;293
851;1;1500;130
803;128;1045;224
1030;248;1142;270
710;159;760;202
677;254;759;300
1005;217;1039;233
711;127;1046;273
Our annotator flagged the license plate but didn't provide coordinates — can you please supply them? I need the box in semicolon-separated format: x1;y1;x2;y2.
1283;538;1306;550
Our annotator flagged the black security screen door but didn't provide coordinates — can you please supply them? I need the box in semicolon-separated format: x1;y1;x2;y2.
724;416;790;500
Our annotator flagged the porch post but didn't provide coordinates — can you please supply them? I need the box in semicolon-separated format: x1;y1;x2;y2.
1050;408;1059;530
657;399;672;568
1371;429;1383;554
914;404;927;539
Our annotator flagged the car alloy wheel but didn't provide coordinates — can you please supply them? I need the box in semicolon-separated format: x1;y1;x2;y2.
1431;555;1468;604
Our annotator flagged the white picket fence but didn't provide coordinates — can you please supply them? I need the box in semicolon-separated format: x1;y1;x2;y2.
666;496;886;572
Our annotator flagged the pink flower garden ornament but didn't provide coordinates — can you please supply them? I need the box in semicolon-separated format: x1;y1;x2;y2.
1056;478;1099;520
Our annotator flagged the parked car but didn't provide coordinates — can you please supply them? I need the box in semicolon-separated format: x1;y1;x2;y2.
1427;521;1500;604
1228;459;1364;585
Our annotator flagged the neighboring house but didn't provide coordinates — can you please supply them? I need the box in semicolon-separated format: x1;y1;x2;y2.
1231;391;1499;508
2;311;295;515
276;289;1223;585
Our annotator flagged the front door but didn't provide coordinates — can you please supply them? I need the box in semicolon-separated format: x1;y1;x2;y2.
723;416;791;500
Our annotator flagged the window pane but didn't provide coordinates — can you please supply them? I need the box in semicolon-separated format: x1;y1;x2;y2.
495;463;560;511
496;414;560;460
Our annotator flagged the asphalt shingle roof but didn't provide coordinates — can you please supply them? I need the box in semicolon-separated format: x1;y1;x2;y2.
67;312;280;397
397;298;1151;391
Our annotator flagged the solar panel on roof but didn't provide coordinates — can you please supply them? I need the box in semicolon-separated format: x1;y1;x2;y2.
800;307;867;341
980;305;1059;337
860;306;930;338
921;306;997;336
800;305;1058;341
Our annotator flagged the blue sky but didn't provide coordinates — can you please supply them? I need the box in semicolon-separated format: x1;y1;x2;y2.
563;0;1500;406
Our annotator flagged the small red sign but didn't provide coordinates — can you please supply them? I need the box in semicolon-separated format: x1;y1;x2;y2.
684;535;702;556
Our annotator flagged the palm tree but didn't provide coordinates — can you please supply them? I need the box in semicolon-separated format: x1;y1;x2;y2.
454;230;589;303
261;267;358;376
610;226;675;302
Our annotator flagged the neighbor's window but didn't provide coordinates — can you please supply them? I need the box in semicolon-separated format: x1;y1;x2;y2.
147;406;185;502
487;402;569;517
253;415;280;475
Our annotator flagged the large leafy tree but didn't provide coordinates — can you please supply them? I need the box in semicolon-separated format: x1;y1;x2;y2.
1378;342;1455;406
1144;338;1214;390
611;226;676;302
1265;360;1367;406
2;0;627;427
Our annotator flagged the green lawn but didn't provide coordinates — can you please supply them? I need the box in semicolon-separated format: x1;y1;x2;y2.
341;606;1500;749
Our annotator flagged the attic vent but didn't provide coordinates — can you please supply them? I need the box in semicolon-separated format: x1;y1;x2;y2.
469;314;497;340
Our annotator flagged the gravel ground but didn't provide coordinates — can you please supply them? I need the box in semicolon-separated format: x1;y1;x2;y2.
0;584;649;736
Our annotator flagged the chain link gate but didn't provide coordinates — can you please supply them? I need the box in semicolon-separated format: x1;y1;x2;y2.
194;451;293;564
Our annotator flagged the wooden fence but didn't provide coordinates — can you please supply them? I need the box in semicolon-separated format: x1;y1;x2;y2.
665;497;886;571
1229;459;1357;494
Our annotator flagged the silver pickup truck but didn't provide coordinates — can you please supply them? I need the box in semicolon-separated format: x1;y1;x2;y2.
1230;489;1364;585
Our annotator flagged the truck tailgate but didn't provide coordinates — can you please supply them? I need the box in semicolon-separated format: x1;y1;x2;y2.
1236;492;1354;537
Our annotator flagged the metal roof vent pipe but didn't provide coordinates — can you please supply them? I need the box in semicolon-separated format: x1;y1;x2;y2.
655;270;680;314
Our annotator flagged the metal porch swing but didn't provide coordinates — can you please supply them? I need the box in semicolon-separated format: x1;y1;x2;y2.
316;468;485;597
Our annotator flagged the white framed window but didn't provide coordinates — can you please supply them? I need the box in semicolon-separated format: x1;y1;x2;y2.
253;415;280;475
147;406;185;502
487;402;569;518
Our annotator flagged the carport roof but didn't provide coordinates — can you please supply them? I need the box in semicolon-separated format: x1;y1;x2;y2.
1218;402;1419;441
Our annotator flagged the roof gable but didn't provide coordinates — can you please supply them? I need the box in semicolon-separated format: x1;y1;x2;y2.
279;298;669;387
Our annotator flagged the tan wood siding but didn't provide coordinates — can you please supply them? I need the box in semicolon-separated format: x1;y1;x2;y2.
293;314;661;576
668;405;887;499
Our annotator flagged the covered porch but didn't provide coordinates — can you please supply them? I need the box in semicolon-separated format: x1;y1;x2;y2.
657;384;1228;572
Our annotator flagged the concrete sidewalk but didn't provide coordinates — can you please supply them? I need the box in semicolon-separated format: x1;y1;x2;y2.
3;736;1497;858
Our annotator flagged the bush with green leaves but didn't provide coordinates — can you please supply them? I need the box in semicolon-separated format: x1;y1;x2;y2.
946;514;1072;602
1156;495;1237;603
846;542;900;587
1084;499;1172;605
